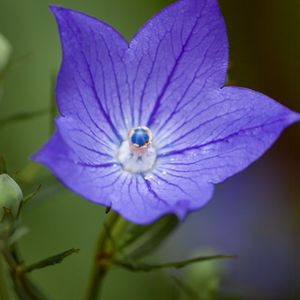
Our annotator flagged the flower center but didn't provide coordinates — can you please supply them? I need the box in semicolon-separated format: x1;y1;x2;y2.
117;126;156;173
129;126;153;154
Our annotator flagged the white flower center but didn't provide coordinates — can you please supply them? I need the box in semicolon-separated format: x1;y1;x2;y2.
117;127;156;173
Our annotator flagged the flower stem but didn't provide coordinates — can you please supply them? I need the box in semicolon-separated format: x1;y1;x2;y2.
0;256;14;300
85;211;122;300
85;263;107;300
2;245;47;300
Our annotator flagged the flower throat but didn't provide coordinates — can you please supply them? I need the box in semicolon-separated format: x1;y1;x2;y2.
117;126;156;173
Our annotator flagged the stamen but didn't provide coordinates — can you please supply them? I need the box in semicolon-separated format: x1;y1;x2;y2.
117;126;156;173
128;126;153;155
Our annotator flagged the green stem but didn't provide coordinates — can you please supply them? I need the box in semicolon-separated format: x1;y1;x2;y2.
85;212;121;300
85;263;107;300
0;256;14;300
1;224;47;300
112;255;237;272
2;246;47;300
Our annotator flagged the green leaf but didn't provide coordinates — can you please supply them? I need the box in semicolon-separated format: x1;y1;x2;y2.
113;254;237;272
184;248;223;300
120;215;179;259
22;248;80;273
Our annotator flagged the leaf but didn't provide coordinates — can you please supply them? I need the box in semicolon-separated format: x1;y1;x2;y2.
113;254;237;272
120;215;179;259
22;248;80;273
0;108;49;129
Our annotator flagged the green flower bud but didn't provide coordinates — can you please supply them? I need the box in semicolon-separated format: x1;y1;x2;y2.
0;174;23;220
183;248;224;300
0;33;12;74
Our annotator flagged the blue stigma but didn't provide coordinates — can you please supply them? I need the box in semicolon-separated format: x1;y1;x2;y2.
131;128;150;147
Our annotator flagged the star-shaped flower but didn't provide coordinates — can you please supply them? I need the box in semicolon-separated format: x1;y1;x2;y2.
33;0;300;224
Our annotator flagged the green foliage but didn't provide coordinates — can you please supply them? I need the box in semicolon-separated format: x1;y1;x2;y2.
118;215;179;259
22;248;80;273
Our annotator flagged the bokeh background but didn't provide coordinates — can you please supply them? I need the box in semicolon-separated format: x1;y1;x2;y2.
0;0;299;299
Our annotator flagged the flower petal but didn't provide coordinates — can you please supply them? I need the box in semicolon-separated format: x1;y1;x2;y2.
55;116;117;165
111;173;214;224
33;132;214;224
158;87;300;183
50;6;131;142
32;132;122;208
127;0;228;129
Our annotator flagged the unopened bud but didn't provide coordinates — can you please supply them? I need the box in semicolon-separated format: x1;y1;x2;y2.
0;174;23;221
0;33;12;73
183;248;223;299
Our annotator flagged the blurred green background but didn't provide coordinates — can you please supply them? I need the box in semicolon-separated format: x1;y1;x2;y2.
0;0;299;299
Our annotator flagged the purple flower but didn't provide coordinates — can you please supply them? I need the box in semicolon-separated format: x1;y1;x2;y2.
33;0;300;224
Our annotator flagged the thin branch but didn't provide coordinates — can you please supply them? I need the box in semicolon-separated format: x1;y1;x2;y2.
113;254;237;272
22;248;80;273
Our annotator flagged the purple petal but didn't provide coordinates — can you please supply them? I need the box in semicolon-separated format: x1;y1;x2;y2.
110;173;214;224
50;6;131;142
55;116;117;165
127;0;228;129
32;132;120;208
33;133;214;224
158;86;300;183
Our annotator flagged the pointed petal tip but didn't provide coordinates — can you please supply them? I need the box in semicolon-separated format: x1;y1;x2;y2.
49;5;73;19
49;5;67;22
289;110;300;123
30;149;45;165
30;152;38;162
283;108;300;128
49;5;63;14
